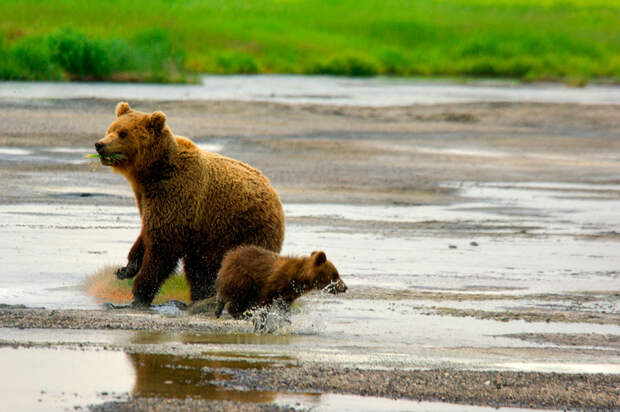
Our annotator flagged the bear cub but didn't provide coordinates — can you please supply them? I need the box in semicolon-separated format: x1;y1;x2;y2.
215;245;347;319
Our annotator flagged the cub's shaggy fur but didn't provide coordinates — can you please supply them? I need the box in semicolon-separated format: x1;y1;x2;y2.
215;245;347;319
95;102;285;305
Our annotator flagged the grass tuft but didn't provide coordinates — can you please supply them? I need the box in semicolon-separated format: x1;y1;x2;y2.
83;265;191;304
214;51;261;74
0;27;194;82
310;54;380;77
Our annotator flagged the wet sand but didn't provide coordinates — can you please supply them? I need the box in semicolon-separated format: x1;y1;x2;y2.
1;99;619;205
0;98;619;411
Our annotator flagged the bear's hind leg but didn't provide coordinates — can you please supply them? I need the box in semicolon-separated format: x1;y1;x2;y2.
183;253;220;302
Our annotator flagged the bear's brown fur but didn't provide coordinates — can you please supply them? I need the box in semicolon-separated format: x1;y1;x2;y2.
215;245;347;319
95;102;285;306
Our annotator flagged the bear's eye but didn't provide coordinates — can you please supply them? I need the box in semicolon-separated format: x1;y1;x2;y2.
118;130;128;139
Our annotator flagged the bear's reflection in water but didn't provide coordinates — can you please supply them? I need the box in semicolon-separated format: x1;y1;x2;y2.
125;351;292;402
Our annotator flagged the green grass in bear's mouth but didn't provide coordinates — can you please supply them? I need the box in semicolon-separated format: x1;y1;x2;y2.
85;153;127;161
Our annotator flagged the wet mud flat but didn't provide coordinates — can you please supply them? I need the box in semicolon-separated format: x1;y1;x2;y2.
0;97;619;411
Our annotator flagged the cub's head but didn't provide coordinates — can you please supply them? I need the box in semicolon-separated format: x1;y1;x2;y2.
94;102;171;169
308;251;347;294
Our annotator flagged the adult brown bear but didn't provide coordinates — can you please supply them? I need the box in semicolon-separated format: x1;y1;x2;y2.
95;102;285;306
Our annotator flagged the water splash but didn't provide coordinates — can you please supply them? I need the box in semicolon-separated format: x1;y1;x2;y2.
245;298;327;335
247;299;293;334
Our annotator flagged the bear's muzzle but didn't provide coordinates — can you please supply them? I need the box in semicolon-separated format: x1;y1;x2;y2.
325;279;348;294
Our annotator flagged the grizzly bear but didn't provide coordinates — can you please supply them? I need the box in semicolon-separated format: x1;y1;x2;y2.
95;102;285;306
215;245;347;319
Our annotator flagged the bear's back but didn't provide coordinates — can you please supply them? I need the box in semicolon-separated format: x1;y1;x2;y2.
219;245;279;286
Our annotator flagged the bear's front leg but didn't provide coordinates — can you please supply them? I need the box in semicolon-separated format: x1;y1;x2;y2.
116;234;144;279
131;244;181;306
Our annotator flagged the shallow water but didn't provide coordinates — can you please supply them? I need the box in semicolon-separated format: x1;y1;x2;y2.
0;347;559;412
1;181;619;307
1;75;619;106
0;181;618;373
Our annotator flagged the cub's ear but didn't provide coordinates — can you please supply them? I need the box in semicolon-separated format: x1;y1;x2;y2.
149;111;167;133
313;251;327;266
115;102;131;117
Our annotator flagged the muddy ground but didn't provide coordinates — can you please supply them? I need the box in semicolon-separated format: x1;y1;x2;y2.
1;99;618;205
0;98;619;411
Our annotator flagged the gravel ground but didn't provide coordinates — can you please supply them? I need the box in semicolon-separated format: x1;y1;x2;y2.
78;364;620;411
426;306;620;324
223;366;620;411
0;304;230;333
88;398;294;412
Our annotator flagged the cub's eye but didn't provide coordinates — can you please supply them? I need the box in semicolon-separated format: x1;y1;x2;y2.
118;131;128;139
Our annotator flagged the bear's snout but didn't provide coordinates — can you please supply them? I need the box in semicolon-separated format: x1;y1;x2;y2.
95;142;105;153
325;279;348;294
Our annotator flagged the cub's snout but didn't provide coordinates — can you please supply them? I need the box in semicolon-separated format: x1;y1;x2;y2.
325;279;348;294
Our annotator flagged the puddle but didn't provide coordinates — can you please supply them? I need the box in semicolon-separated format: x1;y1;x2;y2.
499;362;620;374
416;147;510;159
0;347;556;412
130;330;299;346
0;346;297;410
286;181;620;236
1;347;134;412
0;146;90;165
0;147;32;156
126;352;290;401
283;394;555;412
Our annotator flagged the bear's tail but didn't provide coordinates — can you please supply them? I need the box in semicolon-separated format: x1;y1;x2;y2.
215;297;226;318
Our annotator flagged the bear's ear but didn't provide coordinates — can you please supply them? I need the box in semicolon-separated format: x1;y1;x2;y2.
149;111;167;133
116;102;132;117
313;251;327;267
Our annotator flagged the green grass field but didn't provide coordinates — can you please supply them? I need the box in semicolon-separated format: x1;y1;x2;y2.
1;0;618;83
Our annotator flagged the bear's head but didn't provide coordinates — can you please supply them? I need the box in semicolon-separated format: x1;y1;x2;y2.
94;102;173;171
308;251;347;294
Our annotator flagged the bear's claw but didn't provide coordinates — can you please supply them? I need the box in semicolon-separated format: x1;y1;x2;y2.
116;263;139;280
